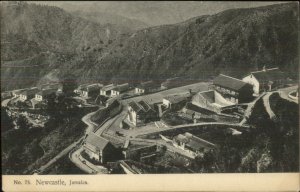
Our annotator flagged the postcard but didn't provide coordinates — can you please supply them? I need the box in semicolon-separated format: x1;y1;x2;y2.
1;1;299;191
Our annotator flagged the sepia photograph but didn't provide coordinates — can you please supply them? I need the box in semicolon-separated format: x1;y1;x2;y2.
1;1;299;191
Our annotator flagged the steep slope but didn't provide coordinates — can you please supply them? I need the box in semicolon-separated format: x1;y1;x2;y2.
1;2;298;91
80;2;298;83
0;1;128;90
37;1;284;27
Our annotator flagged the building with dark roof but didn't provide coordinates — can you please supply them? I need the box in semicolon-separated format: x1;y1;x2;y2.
35;88;57;102
135;81;161;94
100;84;117;96
41;83;62;92
111;83;130;97
81;83;103;98
242;67;287;95
213;74;253;104
19;88;39;102
83;133;116;163
182;102;215;119
74;83;90;94
173;132;216;154
12;88;28;98
127;100;158;127
162;93;190;109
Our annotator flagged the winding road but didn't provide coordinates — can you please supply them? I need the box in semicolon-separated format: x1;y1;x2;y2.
1;98;11;107
262;92;277;121
278;85;298;104
239;93;266;125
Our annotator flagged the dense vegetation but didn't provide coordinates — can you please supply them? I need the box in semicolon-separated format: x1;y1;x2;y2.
191;94;299;173
243;94;298;172
1;2;298;91
1;107;14;133
1;94;94;174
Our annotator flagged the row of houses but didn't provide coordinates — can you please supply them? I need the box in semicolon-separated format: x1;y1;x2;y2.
14;83;62;102
76;77;193;99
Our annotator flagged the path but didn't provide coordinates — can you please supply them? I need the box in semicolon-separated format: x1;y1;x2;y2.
36;106;100;174
81;108;100;135
131;122;249;138
95;105;127;136
262;92;277;121
1;98;11;107
278;86;298;104
130;138;196;159
69;147;108;174
73;96;98;107
36;137;84;174
239;93;266;125
69;103;124;174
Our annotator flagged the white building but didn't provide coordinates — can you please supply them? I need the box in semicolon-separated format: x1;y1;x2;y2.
100;84;116;96
135;81;160;94
19;88;39;102
35;88;57;102
162;93;190;109
81;83;102;98
242;67;286;96
127;100;157;127
111;83;130;97
83;133;116;163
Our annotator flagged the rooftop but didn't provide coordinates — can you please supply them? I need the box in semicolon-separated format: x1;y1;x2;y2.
128;100;153;113
163;93;189;103
198;90;215;103
250;67;286;82
20;88;39;96
41;83;62;90
136;81;160;90
161;77;184;87
185;102;215;115
36;88;57;96
12;88;28;94
138;100;152;112
213;74;250;91
83;83;103;92
101;84;117;91
85;133;110;152
76;83;90;90
113;83;130;92
174;132;216;151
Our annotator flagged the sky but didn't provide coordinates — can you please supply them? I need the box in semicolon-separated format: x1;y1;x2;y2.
29;1;288;26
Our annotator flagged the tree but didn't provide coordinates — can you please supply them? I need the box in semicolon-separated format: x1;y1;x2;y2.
194;149;218;173
45;92;57;119
15;115;30;130
60;74;77;96
1;107;14;133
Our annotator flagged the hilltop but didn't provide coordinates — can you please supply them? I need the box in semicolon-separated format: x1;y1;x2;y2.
70;11;149;31
1;2;298;91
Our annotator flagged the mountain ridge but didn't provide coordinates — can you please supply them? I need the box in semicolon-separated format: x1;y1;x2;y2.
1;2;298;91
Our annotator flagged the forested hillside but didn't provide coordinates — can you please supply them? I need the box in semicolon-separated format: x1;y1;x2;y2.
1;2;298;91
